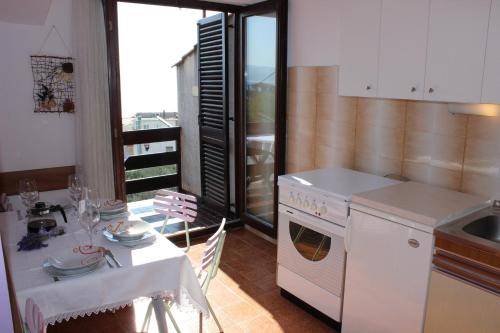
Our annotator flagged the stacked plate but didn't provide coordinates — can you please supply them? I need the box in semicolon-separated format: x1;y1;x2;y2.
43;246;105;279
103;218;155;247
100;200;128;221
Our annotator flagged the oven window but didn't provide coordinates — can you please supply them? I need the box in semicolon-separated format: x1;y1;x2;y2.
289;222;331;261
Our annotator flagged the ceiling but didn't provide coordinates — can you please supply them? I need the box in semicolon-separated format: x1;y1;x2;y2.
0;0;265;26
0;0;52;25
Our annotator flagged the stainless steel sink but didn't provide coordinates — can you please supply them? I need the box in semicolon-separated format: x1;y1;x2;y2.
463;215;500;244
437;205;500;251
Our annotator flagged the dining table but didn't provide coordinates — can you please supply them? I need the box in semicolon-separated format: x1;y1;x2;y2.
0;204;208;333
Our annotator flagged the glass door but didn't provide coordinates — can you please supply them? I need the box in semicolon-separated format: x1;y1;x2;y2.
239;0;287;237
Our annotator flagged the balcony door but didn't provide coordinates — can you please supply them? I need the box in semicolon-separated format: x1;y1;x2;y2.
238;0;287;237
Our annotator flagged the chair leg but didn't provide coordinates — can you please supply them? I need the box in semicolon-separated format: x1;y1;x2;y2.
165;302;182;333
184;220;190;252
141;300;154;333
207;299;223;333
160;215;169;235
199;312;202;333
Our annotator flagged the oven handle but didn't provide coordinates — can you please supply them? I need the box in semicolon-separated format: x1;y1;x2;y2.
279;204;345;237
345;215;352;253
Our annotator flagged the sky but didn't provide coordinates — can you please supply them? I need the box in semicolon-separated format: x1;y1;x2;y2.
117;3;207;119
117;3;277;120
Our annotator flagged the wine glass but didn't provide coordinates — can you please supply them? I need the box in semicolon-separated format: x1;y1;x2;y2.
78;199;101;247
68;175;84;214
18;179;39;217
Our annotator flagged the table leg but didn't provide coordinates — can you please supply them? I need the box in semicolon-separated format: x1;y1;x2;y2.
152;297;169;333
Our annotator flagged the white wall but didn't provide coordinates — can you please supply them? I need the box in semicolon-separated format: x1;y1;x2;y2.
288;0;340;67
0;0;75;172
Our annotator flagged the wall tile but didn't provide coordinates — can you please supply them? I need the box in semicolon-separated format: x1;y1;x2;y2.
286;65;500;198
406;101;467;137
288;67;317;93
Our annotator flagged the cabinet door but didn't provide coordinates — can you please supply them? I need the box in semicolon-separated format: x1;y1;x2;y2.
424;271;500;333
378;0;430;100
424;0;491;103
342;210;433;333
339;0;382;97
482;0;500;104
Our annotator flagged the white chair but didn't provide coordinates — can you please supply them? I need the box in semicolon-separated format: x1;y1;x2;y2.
142;218;227;333
154;189;197;252
24;298;46;333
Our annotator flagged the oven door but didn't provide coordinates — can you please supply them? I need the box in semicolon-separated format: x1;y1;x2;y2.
277;204;346;297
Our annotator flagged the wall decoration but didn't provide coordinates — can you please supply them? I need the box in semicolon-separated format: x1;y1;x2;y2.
31;55;75;113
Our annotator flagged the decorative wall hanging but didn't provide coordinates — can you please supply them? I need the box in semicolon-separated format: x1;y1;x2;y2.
31;25;75;114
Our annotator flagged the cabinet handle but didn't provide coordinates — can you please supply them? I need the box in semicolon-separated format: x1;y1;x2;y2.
411;87;417;92
366;85;371;91
408;239;420;248
428;88;434;94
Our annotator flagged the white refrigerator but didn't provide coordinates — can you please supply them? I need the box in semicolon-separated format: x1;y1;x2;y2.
342;206;434;333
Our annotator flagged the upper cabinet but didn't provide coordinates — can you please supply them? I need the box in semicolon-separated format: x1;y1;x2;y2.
339;0;382;98
482;0;500;104
424;0;491;103
378;0;430;100
339;0;497;104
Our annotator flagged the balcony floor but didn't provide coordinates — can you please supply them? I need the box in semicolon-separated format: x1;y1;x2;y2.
128;196;226;237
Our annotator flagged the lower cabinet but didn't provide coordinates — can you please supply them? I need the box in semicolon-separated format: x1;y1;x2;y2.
424;270;500;333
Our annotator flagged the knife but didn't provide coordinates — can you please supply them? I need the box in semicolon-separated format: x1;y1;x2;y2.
105;249;122;268
103;253;114;268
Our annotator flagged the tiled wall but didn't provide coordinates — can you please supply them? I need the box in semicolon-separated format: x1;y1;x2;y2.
287;66;500;199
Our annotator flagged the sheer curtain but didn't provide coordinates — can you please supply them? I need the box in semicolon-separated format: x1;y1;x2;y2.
72;0;115;198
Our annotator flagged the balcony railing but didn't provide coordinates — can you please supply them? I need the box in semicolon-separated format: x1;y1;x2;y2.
123;127;181;197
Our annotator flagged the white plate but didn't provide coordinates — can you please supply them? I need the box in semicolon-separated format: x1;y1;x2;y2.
106;218;150;240
47;246;104;271
43;259;104;279
103;230;156;247
100;200;126;213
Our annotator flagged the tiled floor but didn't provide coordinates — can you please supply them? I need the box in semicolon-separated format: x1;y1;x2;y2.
48;228;337;333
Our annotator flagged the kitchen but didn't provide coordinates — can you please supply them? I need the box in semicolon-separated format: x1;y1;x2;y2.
1;0;500;332
282;0;500;332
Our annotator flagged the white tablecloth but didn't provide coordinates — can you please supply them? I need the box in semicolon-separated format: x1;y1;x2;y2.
0;210;208;325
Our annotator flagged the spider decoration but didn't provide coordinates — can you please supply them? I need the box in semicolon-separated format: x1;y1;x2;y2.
31;55;75;113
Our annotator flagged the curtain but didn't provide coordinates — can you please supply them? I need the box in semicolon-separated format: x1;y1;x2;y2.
72;0;115;198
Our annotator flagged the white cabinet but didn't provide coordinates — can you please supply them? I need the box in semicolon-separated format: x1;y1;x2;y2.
482;0;500;104
339;0;382;97
342;209;433;333
424;271;500;333
424;0;491;103
378;0;430;100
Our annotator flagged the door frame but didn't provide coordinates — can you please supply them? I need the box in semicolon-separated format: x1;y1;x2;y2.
235;0;288;238
103;0;244;200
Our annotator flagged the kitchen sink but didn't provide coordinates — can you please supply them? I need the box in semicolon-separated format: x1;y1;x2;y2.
463;215;500;244
436;205;500;252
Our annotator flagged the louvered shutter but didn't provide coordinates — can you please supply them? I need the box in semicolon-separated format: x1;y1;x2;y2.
197;14;229;214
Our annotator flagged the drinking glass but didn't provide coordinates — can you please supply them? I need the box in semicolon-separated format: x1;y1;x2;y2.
78;199;101;247
68;175;84;213
18;179;39;217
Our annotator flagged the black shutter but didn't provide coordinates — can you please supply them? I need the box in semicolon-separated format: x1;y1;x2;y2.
198;13;229;214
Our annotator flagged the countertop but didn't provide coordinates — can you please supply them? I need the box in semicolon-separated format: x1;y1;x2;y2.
352;181;489;228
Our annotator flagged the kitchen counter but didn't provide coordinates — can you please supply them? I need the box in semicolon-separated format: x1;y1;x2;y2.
352;181;489;229
434;206;500;294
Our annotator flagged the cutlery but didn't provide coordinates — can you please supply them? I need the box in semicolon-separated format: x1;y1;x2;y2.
105;249;122;268
103;253;114;268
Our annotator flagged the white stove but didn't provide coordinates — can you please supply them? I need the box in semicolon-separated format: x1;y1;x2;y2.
277;167;400;322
